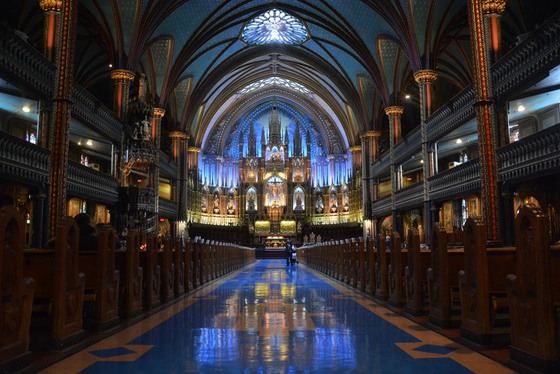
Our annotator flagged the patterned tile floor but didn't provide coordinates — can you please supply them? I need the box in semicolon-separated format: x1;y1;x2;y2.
40;260;515;373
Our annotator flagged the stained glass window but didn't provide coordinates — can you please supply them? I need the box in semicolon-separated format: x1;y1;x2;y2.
241;9;308;45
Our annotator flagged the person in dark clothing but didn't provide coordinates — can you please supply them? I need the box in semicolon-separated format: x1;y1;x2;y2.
285;239;292;266
74;213;98;250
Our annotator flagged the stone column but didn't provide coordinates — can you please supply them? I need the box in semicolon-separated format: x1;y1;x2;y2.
468;0;501;244
385;106;404;217
47;0;78;239
170;131;189;221
188;146;201;216
415;69;437;243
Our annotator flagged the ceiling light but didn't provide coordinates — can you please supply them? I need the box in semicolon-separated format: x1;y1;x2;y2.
22;105;31;113
456;139;462;144
86;139;93;146
109;64;113;68
405;94;411;99
77;140;82;146
517;104;525;112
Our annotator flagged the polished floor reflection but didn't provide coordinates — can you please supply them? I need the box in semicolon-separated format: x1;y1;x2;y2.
41;260;514;373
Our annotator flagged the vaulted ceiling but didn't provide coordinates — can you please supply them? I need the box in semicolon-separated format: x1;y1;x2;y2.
4;0;559;154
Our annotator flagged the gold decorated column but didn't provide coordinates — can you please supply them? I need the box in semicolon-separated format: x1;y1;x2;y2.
39;0;62;63
468;0;501;243
111;69;135;120
151;107;165;225
170;131;189;221
415;69;437;242
47;0;78;240
38;0;62;149
482;0;507;63
385;106;404;218
360;131;380;218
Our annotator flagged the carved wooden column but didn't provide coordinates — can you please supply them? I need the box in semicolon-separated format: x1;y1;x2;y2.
47;0;78;240
468;0;501;244
415;69;437;243
187;146;201;215
386;106;403;234
170;131;189;221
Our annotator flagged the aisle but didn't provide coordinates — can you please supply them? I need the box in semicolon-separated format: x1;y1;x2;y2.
41;260;514;373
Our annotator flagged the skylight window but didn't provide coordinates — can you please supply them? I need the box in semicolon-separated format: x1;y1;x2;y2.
241;9;308;45
238;77;312;96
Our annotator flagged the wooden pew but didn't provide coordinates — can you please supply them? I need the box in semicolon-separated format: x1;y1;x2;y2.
388;231;407;307
405;227;431;316
173;238;185;297
23;217;85;349
506;204;560;372
375;234;389;301
78;225;120;331
115;230;143;318
367;236;376;296
458;217;515;345
0;206;34;372
159;235;175;303
427;223;464;327
140;235;161;310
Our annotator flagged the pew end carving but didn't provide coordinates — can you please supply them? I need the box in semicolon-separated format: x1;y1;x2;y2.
0;206;34;372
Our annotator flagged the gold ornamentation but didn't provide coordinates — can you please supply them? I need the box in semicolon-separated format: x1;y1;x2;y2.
169;131;189;140
39;0;62;12
414;69;438;84
188;147;201;153
153;107;166;118
384;106;404;117
361;131;381;139
349;145;362;152
110;69;135;83
482;0;506;14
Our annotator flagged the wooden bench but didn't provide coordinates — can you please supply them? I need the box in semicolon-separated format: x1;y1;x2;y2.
427;222;464;327
375;234;389;301
139;235;161;310
458;217;515;345
158;235;175;303
173;237;185;297
405;227;431;316
115;230;143;318
388;231;407;307
0;206;34;372
78;225;119;331
507;204;560;372
23;217;85;350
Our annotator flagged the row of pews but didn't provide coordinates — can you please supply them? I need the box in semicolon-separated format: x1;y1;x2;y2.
299;204;560;373
0;205;255;373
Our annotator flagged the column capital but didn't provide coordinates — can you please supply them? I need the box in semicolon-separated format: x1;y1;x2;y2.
482;0;506;15
349;145;361;152
188;146;201;154
384;106;404;117
361;130;381;139
153;107;165;119
39;0;62;12
169;131;189;140
414;69;438;84
111;69;135;83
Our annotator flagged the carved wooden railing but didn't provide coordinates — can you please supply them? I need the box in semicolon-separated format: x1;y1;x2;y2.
394;183;423;211
72;85;122;142
371;195;391;216
394;127;421;165
0;23;55;96
428;159;480;201
498;123;560;183
0;132;49;184
67;160;119;204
